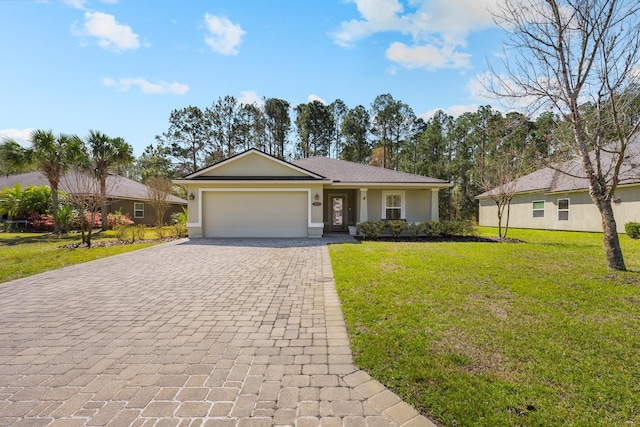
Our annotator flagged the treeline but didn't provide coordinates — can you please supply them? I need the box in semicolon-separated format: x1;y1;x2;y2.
135;94;557;220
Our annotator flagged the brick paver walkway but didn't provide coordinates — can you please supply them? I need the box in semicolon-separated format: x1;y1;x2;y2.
0;238;435;427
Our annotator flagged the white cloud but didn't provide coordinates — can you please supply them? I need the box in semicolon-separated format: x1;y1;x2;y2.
422;105;479;120
308;94;327;105
333;0;500;70
63;0;88;9
386;41;471;70
203;14;245;55
332;0;406;47
73;11;140;52
102;77;189;95
237;90;264;107
63;0;118;9
469;72;543;111
0;128;33;146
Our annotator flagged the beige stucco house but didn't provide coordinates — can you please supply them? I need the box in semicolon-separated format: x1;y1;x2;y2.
477;145;640;232
0;171;187;226
173;149;451;238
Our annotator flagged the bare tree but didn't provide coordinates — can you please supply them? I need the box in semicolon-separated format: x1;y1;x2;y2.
62;168;107;247
479;151;520;238
145;177;173;228
489;0;640;270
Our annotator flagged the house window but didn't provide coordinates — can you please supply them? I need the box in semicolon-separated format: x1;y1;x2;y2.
558;198;569;221
533;200;545;218
382;191;404;220
134;202;144;218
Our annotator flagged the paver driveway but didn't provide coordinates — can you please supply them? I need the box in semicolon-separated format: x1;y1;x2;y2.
0;238;434;427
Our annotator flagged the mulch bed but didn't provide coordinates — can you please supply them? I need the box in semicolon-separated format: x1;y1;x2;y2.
59;237;182;249
355;235;525;243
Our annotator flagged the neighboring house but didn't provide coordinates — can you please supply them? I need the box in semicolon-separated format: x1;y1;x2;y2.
0;171;187;225
477;142;640;232
173;148;451;238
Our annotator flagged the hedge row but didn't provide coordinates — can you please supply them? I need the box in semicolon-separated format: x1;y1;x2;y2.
357;219;477;240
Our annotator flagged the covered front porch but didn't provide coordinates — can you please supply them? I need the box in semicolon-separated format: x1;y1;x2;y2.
321;187;442;234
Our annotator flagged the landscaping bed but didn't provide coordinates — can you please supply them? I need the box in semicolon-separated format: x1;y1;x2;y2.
59;236;181;249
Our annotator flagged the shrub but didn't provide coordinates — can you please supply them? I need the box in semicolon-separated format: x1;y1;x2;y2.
134;224;146;241
108;210;134;228
625;222;640;239
82;212;102;229
440;220;477;236
358;221;385;240
419;221;438;237
418;219;477;237
170;206;188;238
28;213;54;232
171;207;188;225
114;224;130;242
406;222;421;237
171;222;188;238
55;204;76;233
387;220;408;238
155;226;167;239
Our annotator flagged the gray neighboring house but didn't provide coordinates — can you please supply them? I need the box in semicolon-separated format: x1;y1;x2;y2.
0;171;187;225
477;141;640;232
173;148;451;238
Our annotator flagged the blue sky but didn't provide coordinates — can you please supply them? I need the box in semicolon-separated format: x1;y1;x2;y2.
0;0;505;155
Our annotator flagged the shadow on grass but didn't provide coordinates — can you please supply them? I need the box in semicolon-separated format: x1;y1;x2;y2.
0;233;81;247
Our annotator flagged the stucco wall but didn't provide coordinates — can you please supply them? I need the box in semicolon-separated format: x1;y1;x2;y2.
405;189;431;222
478;185;640;232
365;188;433;223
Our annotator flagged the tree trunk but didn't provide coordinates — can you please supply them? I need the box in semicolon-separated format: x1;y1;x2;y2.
596;197;626;271
574;120;626;271
101;178;108;232
496;200;504;238
504;200;511;239
51;183;61;235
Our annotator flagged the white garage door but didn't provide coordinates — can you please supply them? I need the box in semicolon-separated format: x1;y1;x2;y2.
203;191;308;238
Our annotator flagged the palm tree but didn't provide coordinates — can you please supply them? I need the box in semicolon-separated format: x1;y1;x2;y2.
1;130;84;234
30;130;85;234
0;140;31;176
84;130;134;231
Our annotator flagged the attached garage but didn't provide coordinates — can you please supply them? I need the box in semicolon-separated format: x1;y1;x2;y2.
202;191;308;238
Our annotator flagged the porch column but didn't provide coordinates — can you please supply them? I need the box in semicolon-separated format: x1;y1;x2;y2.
431;188;440;221
359;188;368;223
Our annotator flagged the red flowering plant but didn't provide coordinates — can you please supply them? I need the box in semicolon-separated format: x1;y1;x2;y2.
28;213;55;232
108;210;134;228
81;211;102;229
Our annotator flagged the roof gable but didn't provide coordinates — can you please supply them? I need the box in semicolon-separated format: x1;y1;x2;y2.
185;149;324;180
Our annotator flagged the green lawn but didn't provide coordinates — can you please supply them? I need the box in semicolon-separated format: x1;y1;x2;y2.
329;228;640;427
0;232;160;284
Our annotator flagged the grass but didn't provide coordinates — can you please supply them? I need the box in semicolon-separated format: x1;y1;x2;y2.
329;227;640;427
0;230;163;284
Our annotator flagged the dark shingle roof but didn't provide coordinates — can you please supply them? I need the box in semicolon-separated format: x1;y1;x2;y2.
0;171;187;204
292;156;449;185
477;138;640;198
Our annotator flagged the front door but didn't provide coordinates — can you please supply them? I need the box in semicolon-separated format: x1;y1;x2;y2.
331;196;346;232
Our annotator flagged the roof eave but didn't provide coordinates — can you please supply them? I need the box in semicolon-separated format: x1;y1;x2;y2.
173;178;331;185
327;181;453;188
